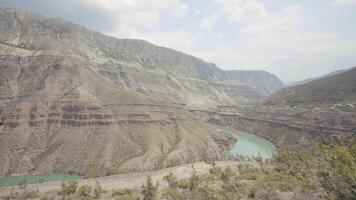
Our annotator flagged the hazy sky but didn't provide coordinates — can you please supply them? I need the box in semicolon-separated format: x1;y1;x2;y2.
1;0;356;82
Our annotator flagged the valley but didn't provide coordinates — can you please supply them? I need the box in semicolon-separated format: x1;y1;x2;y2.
0;6;354;200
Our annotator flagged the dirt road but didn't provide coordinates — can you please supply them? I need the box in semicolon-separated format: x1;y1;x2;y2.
0;161;248;197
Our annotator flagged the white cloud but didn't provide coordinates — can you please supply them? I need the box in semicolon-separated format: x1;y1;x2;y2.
201;0;356;81
201;13;220;29
194;8;201;15
173;2;189;18
215;0;267;25
81;0;189;28
332;0;356;6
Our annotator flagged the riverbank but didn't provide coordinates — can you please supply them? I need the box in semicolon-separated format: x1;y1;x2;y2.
0;161;256;198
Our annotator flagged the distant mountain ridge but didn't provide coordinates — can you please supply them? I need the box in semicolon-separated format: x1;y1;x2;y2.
269;66;356;104
0;8;283;109
289;68;349;87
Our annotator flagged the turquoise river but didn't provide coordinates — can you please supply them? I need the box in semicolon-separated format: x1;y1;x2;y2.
210;124;277;159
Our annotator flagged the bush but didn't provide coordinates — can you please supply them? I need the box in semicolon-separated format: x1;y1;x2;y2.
163;173;178;189
318;139;356;200
209;166;221;176
93;180;103;198
112;188;134;197
187;173;200;191
18;179;27;189
3;189;40;200
78;185;92;197
220;166;233;183
254;187;281;200
60;181;78;195
141;177;158;200
162;188;183;200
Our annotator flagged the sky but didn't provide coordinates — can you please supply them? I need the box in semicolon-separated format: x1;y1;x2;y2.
1;0;356;83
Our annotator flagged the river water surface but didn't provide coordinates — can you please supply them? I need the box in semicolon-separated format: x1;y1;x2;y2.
0;175;82;187
210;124;276;159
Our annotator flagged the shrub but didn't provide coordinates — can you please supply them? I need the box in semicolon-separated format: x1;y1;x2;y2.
209;166;221;176
141;176;158;200
220;166;233;183
187;173;200;191
254;187;281;200
60;181;78;195
18;189;40;199
78;185;92;197
18;179;27;189
38;178;44;183
318;139;356;200
163;173;178;189
112;188;134;197
162;188;183;200
93;180;103;198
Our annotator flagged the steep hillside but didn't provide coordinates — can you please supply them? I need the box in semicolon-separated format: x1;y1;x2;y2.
270;67;356;105
0;8;239;177
0;8;283;109
207;67;356;147
290;68;349;87
223;70;284;96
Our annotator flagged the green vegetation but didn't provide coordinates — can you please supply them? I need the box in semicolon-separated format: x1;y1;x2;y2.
1;139;353;200
60;181;78;195
78;185;92;197
141;177;159;200
156;139;355;200
93;180;103;198
111;188;138;199
1;189;39;200
57;181;104;200
18;179;27;189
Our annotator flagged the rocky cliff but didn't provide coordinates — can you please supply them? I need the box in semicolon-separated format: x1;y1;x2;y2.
0;8;283;110
0;8;243;177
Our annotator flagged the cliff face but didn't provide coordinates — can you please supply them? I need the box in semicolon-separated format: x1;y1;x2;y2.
0;8;283;110
0;44;233;177
223;70;284;96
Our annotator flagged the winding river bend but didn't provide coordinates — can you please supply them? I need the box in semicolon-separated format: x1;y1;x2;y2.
0;125;277;187
210;124;277;159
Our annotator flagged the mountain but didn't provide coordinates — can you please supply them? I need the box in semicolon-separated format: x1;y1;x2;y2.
0;8;239;177
270;66;356;105
289;68;349;87
207;67;356;147
0;8;283;110
223;70;284;96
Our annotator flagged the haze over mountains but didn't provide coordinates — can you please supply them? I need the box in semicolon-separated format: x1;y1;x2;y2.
271;66;356;105
0;8;284;110
0;6;292;177
0;6;354;200
0;8;248;177
210;67;356;147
